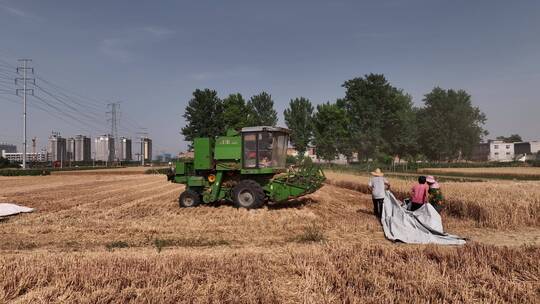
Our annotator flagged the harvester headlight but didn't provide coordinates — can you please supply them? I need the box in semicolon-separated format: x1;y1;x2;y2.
208;174;216;183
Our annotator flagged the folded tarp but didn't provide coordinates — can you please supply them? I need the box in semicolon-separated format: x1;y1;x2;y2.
381;191;466;245
0;203;34;217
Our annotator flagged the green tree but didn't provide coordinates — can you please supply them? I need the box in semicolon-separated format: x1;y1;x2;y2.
312;102;351;161
246;92;278;126
418;87;487;161
222;93;248;131
181;89;224;145
496;134;522;143
284;97;314;156
340;74;417;160
0;156;10;168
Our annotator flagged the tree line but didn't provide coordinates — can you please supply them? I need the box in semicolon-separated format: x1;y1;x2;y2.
181;73;487;162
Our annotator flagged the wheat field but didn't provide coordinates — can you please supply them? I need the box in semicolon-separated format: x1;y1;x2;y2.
325;171;540;229
0;171;539;303
417;167;540;179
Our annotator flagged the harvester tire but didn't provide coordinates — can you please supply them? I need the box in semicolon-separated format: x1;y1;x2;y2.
232;180;265;209
179;189;201;208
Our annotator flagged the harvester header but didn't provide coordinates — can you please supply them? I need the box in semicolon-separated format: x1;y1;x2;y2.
168;126;325;208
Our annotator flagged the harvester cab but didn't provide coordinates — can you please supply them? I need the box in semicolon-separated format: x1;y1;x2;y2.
168;126;325;209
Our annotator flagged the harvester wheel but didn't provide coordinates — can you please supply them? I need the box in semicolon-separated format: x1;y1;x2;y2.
232;180;265;209
179;189;201;208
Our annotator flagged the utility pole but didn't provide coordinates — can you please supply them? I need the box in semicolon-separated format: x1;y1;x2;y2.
107;102;120;164
15;59;35;169
31;137;36;162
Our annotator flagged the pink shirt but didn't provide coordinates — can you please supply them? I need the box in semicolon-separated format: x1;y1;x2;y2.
410;183;429;204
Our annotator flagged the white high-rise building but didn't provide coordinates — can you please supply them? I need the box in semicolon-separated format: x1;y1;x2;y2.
94;135;115;162
67;137;75;162
119;137;132;161
48;134;67;163
74;135;91;162
141;137;152;162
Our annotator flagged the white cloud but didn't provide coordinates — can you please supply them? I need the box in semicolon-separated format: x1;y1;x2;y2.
98;26;175;62
3;5;26;17
143;26;175;37
0;3;36;19
98;38;133;63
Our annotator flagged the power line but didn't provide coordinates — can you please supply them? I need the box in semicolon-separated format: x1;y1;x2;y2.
34;83;105;123
2;94;95;134
34;77;106;116
35;75;106;111
1;56;145;153
32;74;144;133
32;95;108;133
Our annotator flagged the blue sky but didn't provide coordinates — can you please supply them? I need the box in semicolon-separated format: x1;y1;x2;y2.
0;0;539;155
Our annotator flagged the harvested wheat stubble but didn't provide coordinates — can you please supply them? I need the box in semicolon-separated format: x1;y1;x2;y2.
325;171;540;229
0;243;538;303
1;172;539;303
51;166;162;176
0;174;387;252
418;167;540;179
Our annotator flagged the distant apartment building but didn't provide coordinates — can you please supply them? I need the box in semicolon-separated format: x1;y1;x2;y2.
472;140;539;162
95;135;115;162
74;135;91;162
118;137;132;161
162;153;172;162
514;141;540;161
47;134;67;162
67;135;92;162
0;143;17;154
66;137;75;162
489;141;514;162
156;153;172;162
1;152;47;163
141;137;152;162
471;143;490;161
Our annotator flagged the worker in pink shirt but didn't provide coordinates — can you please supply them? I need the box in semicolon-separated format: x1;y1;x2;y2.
410;176;429;211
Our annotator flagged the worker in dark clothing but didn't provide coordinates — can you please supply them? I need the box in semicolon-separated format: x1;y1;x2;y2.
368;168;390;219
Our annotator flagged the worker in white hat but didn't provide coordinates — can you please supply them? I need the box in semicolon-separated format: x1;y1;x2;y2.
368;168;390;219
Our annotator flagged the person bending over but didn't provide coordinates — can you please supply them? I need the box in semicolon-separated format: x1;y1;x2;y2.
426;175;444;212
410;176;429;211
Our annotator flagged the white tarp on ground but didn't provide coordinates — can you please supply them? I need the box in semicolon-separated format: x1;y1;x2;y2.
0;203;34;217
381;191;466;245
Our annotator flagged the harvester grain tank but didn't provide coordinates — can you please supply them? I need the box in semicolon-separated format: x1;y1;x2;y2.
168;126;326;208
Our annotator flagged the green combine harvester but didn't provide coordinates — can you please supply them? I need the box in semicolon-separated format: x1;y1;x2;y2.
168;126;325;209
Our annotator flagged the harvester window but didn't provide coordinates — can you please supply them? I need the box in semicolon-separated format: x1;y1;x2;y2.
242;131;289;169
273;134;288;168
244;134;257;168
258;132;273;168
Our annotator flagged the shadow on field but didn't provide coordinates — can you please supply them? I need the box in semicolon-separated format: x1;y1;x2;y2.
356;208;375;216
267;198;318;210
203;198;319;210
